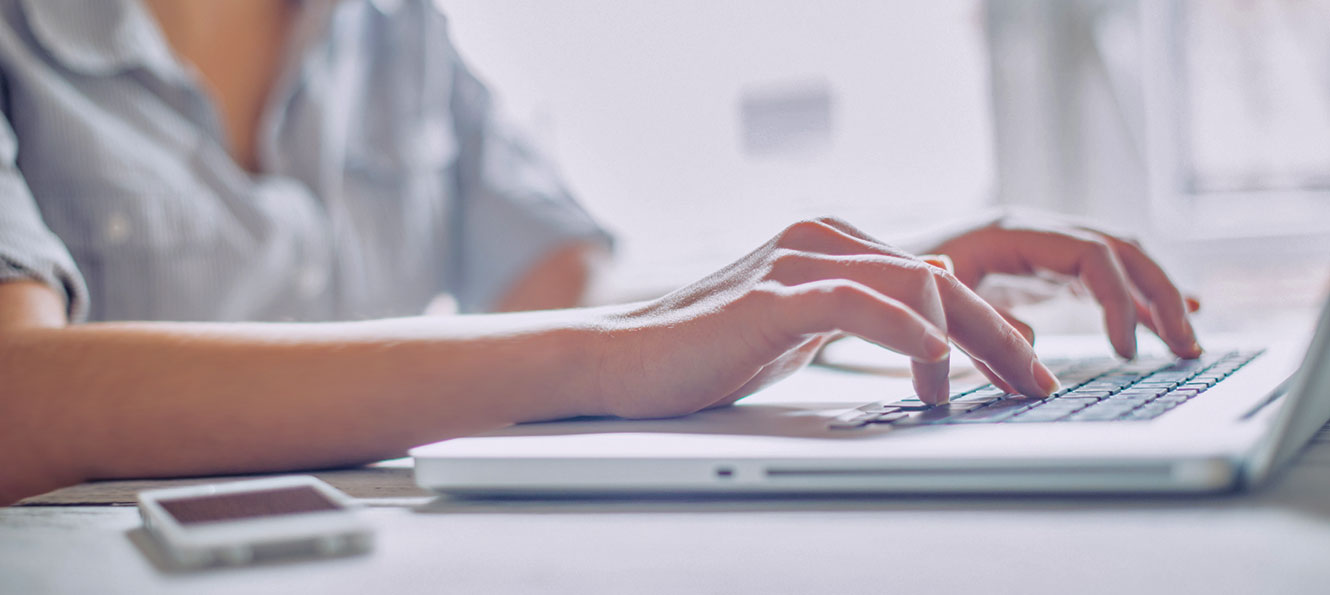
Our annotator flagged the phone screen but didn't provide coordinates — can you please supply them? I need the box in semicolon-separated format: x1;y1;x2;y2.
158;486;341;525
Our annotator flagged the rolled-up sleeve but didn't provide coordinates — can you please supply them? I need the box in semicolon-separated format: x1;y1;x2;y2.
445;47;612;314
0;104;88;322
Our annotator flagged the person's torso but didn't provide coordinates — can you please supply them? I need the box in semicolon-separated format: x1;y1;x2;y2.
0;0;462;321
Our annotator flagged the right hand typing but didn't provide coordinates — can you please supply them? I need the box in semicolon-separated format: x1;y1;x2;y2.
589;217;1059;419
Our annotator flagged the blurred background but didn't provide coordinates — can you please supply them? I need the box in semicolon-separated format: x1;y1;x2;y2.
438;0;1330;337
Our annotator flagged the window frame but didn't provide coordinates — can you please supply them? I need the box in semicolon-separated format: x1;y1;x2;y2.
1140;0;1330;244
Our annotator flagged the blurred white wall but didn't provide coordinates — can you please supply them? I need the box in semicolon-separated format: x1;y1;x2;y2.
986;0;1330;333
436;0;1330;334
437;0;994;298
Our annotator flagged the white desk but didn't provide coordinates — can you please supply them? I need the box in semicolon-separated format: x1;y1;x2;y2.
7;361;1330;594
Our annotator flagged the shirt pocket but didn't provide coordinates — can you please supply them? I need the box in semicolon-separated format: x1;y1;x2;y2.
40;171;240;321
345;114;457;185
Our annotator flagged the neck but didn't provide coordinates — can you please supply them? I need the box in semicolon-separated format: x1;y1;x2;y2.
141;0;293;57
139;0;298;173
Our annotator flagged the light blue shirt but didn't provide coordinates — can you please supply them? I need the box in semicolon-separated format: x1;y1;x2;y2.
0;0;610;322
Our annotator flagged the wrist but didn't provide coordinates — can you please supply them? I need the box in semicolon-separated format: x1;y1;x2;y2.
577;302;648;418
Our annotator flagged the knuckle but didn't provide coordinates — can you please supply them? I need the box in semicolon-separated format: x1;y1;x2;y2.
879;241;910;258
797;280;861;309
929;265;964;292
744;280;788;307
894;260;938;296
767;248;810;279
776;218;834;247
1080;237;1116;261
812;215;848;228
828;281;866;304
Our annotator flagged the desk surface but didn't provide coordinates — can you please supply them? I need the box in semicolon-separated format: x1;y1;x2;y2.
7;354;1330;594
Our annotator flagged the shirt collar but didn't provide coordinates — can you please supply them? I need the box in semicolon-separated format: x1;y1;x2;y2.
368;0;404;14
19;0;179;77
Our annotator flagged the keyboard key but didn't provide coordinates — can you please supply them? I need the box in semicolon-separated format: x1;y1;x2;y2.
1116;387;1167;398
858;403;904;415
948;398;1042;423
831;351;1261;428
1147;372;1192;382
968;387;1007;397
1060;391;1112;400
1107;393;1156;404
828;410;873;429
1016;399;1088;415
885;399;935;410
1120;409;1164;421
1031;399;1091;411
1131;405;1174;419
1133;382;1180;391
952;393;1003;405
1068;400;1139;419
1067;408;1131;422
1009;409;1076;422
892;403;986;425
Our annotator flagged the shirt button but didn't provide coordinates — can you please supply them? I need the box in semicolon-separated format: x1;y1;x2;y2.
103;212;132;245
298;266;328;298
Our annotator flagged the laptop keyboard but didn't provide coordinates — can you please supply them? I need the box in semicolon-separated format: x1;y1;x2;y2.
829;351;1262;430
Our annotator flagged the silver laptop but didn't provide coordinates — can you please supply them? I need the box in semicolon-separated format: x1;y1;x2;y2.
411;298;1330;495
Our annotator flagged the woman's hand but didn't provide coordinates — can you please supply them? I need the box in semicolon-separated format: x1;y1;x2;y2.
591;218;1062;418
928;216;1202;360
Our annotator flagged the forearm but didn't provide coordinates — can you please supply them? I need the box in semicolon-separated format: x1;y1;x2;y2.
0;311;606;502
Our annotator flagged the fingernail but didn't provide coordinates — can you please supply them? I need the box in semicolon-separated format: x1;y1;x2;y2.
1185;318;1202;356
920;254;955;275
916;375;950;405
924;330;951;362
1031;359;1061;397
934;378;951;404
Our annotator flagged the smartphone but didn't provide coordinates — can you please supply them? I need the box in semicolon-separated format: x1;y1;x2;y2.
137;475;373;568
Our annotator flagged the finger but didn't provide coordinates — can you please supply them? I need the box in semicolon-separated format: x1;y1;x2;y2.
978;311;1029;393
807;216;899;250
767;253;951;403
990;231;1139;359
1134;297;1162;337
774;221;955;402
920;254;955;276
769;252;1057;398
971;356;1019;394
931;271;1061;397
909;357;951;406
774;218;913;259
765;280;951;366
995;308;1035;346
1097;235;1201;358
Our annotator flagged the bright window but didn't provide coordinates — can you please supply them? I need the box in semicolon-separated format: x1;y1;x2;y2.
439;0;993;297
